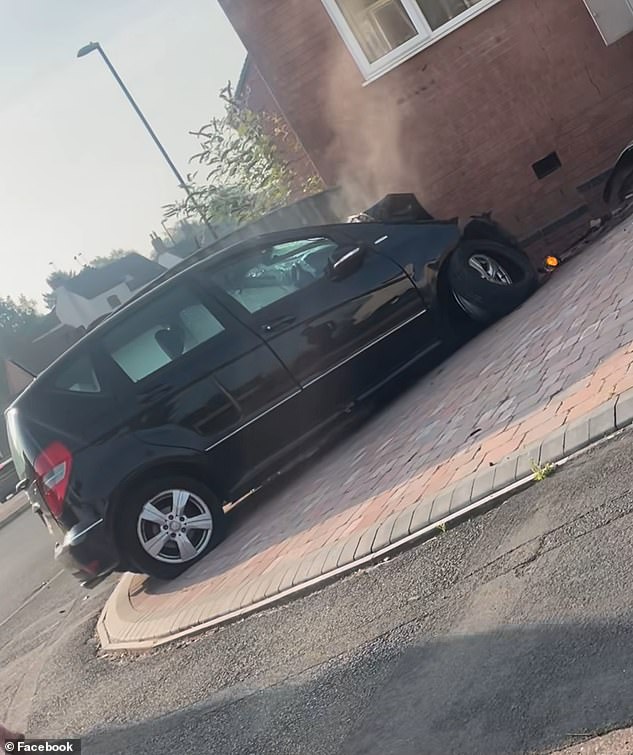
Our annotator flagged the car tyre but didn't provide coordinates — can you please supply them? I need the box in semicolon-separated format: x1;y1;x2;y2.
447;240;537;324
120;475;226;580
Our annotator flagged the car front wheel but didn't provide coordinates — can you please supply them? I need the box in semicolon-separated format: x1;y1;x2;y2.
121;476;226;580
447;240;537;324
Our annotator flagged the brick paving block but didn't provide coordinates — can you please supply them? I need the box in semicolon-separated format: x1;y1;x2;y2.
389;505;415;544
449;476;475;513
563;417;590;456
320;539;348;575
298;547;327;582
231;580;254;611
278;558;307;593
408;497;434;534
492;456;518;491
264;564;291;598
470;466;496;503
539;428;566;465
286;554;313;588
353;522;381;560
615;388;633;429
587;399;617;442
429;489;453;525
514;444;543;479
239;575;267;609
336;532;365;568
371;512;400;553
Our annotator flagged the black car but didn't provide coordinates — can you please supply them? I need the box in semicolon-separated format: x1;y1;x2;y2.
6;212;538;584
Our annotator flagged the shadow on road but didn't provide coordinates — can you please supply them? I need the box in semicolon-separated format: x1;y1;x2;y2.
84;619;633;755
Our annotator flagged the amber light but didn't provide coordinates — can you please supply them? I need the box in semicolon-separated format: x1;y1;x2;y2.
544;255;560;269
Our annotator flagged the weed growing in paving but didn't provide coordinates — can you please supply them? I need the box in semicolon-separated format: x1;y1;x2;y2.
530;460;556;481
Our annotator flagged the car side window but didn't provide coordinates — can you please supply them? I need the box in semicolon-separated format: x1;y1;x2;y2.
210;237;339;314
102;286;225;383
54;354;102;394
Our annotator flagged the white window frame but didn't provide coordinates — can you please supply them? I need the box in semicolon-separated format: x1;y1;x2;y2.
321;0;504;83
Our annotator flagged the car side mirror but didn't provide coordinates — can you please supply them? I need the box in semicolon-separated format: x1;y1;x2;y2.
327;246;366;280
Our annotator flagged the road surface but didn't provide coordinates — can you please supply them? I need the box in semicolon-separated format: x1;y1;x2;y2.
0;508;61;623
4;429;633;753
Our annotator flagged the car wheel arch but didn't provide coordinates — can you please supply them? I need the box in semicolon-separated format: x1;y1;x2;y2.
106;459;222;549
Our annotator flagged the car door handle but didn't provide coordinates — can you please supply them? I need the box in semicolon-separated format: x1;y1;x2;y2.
332;247;362;270
262;315;296;333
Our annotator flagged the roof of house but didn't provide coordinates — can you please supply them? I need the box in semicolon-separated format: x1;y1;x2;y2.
63;253;165;299
8;323;83;376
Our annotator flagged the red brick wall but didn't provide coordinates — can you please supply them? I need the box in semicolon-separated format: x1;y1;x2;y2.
219;0;633;253
236;57;322;197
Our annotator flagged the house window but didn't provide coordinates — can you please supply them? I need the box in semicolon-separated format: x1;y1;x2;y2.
323;0;502;81
107;294;121;308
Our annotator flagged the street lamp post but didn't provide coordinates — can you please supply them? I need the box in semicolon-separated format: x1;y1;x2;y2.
77;41;216;239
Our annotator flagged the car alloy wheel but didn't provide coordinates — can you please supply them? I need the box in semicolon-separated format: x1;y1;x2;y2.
136;488;214;564
467;253;513;286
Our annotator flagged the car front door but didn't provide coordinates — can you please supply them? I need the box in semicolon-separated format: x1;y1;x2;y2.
203;228;437;421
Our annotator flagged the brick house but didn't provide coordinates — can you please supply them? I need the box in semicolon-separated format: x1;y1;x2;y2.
219;0;633;258
235;55;322;197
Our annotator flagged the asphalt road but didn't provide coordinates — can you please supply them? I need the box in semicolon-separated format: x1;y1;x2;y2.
0;509;61;623
4;428;633;754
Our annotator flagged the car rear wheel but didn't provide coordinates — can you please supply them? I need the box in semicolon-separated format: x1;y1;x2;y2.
120;475;226;580
447;240;537;324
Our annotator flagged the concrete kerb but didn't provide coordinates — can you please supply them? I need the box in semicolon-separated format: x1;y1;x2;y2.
97;390;633;652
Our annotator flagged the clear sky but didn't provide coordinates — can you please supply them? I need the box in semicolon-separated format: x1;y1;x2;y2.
0;0;245;307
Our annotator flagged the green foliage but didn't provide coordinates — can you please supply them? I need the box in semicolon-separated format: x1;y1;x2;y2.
530;460;556;481
0;295;40;340
164;83;322;227
89;249;133;267
43;269;76;310
43;250;138;309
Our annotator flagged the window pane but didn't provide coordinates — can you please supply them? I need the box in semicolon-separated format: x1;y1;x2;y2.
211;238;337;314
335;0;418;63
103;287;224;383
54;355;101;394
414;0;486;30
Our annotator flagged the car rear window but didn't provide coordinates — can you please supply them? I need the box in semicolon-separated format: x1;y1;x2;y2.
102;285;225;383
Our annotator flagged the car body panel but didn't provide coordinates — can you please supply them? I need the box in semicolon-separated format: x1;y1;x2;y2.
199;225;442;422
4;216;532;582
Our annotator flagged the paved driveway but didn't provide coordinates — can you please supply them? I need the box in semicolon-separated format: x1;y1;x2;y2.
124;219;633;624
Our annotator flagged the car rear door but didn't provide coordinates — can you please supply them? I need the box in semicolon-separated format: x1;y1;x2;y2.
201;228;437;419
98;281;301;498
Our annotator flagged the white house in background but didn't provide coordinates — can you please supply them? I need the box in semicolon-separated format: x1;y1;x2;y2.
54;253;165;329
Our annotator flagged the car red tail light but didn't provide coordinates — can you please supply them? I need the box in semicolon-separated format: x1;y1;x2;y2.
34;442;73;518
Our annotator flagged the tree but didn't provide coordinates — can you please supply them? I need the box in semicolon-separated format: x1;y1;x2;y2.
0;296;42;451
43;250;138;309
164;83;322;227
89;249;134;267
0;295;40;340
43;269;76;310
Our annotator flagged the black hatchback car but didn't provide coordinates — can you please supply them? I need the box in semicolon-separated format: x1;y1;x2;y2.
6;212;538;584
